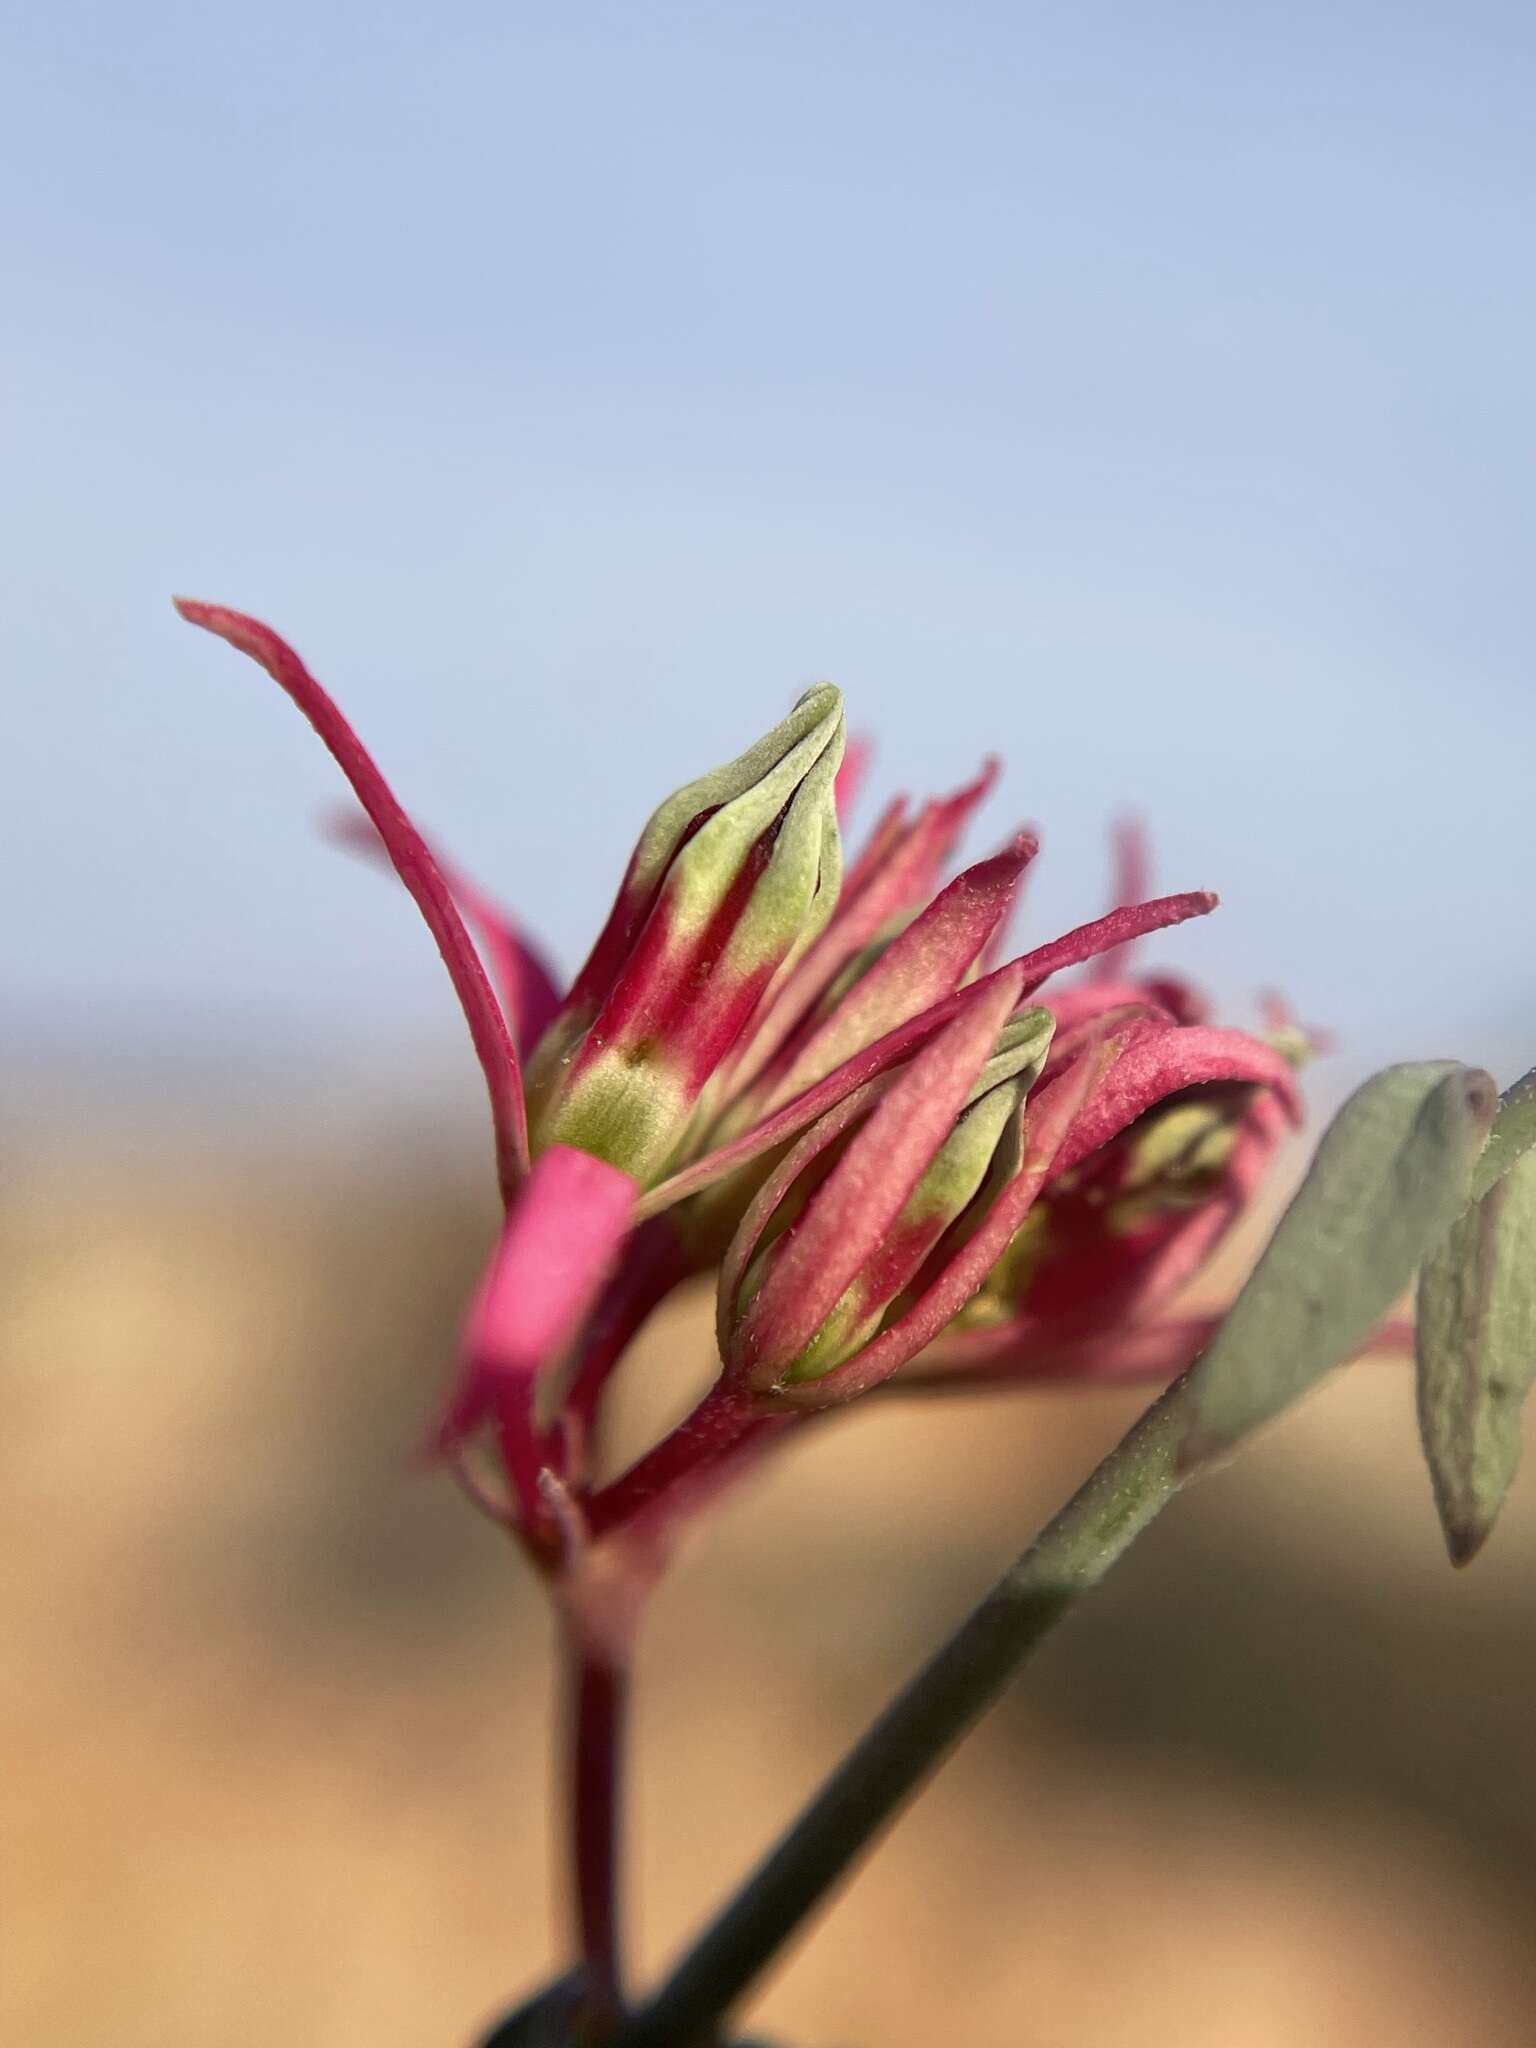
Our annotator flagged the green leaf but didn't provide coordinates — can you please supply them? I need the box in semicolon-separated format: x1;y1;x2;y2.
1179;1061;1495;1471
1416;1145;1536;1564
1470;1063;1536;1203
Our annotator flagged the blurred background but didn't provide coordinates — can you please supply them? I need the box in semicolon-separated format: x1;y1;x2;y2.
5;4;1536;2043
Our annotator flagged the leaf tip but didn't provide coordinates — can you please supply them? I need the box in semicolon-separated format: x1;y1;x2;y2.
1462;1066;1498;1135
1442;1515;1493;1569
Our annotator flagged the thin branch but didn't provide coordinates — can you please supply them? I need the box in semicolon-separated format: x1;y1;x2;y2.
613;1378;1190;2048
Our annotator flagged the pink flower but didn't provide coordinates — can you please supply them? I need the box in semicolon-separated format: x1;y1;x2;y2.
178;600;1301;1558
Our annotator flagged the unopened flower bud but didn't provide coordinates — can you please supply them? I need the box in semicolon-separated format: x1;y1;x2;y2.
959;1041;1299;1349
719;977;1056;1393
526;687;845;1181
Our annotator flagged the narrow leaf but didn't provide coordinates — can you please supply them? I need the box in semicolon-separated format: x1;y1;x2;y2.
1180;1061;1496;1470
1416;1146;1536;1563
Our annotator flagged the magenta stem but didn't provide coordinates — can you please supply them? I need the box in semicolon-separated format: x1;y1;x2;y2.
584;1382;762;1538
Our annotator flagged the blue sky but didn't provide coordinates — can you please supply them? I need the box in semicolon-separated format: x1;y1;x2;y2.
6;2;1534;1122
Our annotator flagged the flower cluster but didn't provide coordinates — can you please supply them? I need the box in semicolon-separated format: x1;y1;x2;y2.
178;601;1302;1570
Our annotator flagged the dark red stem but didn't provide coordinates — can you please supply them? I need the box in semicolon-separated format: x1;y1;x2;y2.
562;1612;630;2025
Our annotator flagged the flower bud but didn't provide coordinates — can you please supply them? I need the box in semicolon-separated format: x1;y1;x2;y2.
525;687;845;1181
718;977;1056;1392
943;1022;1307;1368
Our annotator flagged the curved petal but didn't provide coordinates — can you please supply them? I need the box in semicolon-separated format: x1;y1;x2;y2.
326;806;564;1056
1048;1021;1303;1182
780;1045;1104;1407
176;599;529;1199
437;1145;639;1516
1086;815;1151;982
730;969;1025;1384
1016;891;1217;997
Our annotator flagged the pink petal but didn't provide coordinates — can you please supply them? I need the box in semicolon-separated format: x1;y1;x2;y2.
176;600;529;1201
636;898;1215;1221
1016;891;1218;998
1042;981;1181;1034
840;756;997;911
756;833;1037;1110
1087;815;1151;983
1090;1087;1290;1321
437;1144;639;1513
1048;1021;1303;1181
940;1082;1290;1354
327;806;564;1055
837;794;911;903
715;1083;882;1362
723;762;1004;1099
975;820;1041;974
834;735;874;822
637;952;1059;1222
635;992;980;1219
781;1045;1104;1406
899;1314;1225;1391
560;1214;695;1443
732;969;1027;1382
893;1310;1417;1396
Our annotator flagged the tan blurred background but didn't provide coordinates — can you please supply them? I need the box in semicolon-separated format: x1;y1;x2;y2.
7;1093;1536;2048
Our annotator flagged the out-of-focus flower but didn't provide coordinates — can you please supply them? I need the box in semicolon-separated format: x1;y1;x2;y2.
899;848;1315;1397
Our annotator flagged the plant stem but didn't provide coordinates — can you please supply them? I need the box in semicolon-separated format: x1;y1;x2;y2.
614;1377;1190;2048
562;1613;630;2027
585;1383;763;1538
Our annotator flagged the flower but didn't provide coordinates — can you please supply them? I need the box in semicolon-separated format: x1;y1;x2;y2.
178;599;1302;1562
